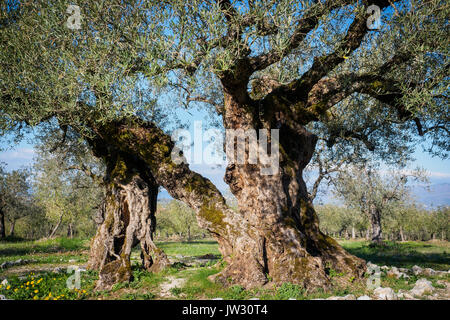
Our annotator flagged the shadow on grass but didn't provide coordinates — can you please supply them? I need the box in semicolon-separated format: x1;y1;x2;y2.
156;240;218;246
342;241;450;270
0;237;87;258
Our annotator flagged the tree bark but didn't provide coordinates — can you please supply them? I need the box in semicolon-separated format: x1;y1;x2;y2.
9;219;16;237
87;147;170;290
369;204;382;243
0;208;5;239
399;226;405;242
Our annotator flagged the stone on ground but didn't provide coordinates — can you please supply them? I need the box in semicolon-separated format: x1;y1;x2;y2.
410;278;434;297
373;287;397;300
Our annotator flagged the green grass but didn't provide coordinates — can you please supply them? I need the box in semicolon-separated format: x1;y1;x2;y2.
0;237;89;265
340;240;450;270
155;240;220;257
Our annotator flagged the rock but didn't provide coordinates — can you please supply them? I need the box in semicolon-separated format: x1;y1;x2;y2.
397;290;415;300
366;261;378;270
387;267;409;279
423;268;436;276
380;266;390;271
357;295;372;300
412;265;423;275
410;278;434;297
0;295;8;300
327;294;356;300
399;268;410;274
373;287;397;300
435;271;447;277
14;259;23;265
1;279;9;286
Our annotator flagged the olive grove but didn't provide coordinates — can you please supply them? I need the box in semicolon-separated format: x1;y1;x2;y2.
0;0;448;290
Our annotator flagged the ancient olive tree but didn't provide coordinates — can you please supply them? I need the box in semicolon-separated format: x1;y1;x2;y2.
0;166;38;238
1;0;448;290
33;128;104;238
332;165;426;243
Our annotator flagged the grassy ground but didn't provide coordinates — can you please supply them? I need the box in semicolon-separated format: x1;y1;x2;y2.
0;238;448;300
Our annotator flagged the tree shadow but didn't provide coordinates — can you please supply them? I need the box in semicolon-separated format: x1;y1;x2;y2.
344;241;450;270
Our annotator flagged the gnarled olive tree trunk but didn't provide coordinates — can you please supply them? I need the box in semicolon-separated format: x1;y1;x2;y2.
91;116;365;290
87;147;170;290
213;92;366;289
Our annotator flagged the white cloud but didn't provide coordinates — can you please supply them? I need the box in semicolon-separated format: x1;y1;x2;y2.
0;148;36;168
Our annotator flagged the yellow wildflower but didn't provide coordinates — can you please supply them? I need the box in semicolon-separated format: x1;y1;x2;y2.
6;286;10;290
33;296;38;300
34;289;38;293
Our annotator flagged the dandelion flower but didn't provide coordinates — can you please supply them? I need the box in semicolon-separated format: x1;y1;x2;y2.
34;289;39;293
33;296;38;300
6;286;10;290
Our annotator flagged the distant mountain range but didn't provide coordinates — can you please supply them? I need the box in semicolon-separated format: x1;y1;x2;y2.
411;183;450;208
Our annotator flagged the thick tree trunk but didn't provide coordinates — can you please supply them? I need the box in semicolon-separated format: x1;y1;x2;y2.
369;205;382;243
87;150;170;290
90;116;365;291
208;93;366;289
0;208;5;239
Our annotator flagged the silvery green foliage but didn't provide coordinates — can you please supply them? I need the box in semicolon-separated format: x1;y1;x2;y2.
0;0;448;157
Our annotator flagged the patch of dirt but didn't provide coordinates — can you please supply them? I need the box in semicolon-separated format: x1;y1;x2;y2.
159;276;186;298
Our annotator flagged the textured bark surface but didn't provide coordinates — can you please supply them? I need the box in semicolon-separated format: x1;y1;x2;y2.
369;205;383;243
90;116;365;290
213;92;366;289
87;148;170;290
